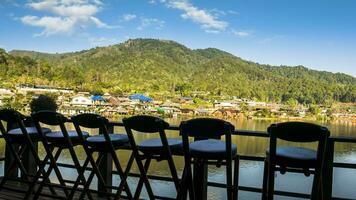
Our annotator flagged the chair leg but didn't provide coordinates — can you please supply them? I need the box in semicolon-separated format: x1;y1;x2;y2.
70;157;90;199
233;156;239;200
80;167;97;200
187;162;195;200
266;161;275;200
33;148;68;199
226;158;233;200
262;159;269;200
25;154;52;199
49;148;70;196
0;144;32;188
134;158;152;199
177;160;194;200
79;152;111;200
67;146;93;200
111;149;133;199
115;152;135;199
167;155;180;191
176;165;187;200
311;168;322;200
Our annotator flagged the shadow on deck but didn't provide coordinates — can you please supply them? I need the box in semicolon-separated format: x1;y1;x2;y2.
0;178;121;200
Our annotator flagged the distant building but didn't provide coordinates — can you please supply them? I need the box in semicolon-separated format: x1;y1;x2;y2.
214;102;236;108
16;84;73;94
247;101;266;107
180;97;193;104
70;96;92;107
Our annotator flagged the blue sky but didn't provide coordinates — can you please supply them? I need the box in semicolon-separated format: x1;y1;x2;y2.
0;0;355;76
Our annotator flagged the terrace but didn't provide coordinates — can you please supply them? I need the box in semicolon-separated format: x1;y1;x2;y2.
0;118;355;200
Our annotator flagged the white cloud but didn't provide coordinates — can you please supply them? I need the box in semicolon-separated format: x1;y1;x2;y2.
122;14;137;22
21;0;111;36
232;30;251;38
209;8;226;17
148;0;166;4
21;15;76;36
164;0;228;33
137;18;165;30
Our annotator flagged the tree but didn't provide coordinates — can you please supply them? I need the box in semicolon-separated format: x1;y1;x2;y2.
30;95;58;113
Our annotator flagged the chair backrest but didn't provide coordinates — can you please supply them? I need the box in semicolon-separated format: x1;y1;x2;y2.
122;115;169;133
0;109;37;150
0;108;26;135
180;118;234;139
123;115;176;159
71;113;109;129
267;121;330;170
31;110;68;126
31;110;72;141
267;121;330;142
71;113;112;144
0;108;25;124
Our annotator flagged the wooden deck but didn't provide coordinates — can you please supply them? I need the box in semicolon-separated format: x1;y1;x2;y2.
0;178;110;200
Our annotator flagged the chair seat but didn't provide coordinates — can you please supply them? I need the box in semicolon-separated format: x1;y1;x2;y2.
46;131;89;145
267;146;317;168
86;134;129;150
189;139;237;160
138;138;183;155
7;127;51;142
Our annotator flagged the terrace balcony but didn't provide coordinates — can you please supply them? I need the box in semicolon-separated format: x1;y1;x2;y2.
0;119;355;200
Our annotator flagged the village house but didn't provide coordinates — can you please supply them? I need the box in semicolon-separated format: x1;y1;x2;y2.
70;95;92;107
16;84;73;95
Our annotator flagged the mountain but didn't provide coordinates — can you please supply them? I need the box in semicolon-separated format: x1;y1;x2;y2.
2;38;356;104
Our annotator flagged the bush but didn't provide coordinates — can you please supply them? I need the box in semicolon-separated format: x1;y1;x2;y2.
30;95;57;113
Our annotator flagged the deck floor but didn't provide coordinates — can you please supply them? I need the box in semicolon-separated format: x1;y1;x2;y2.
0;179;111;200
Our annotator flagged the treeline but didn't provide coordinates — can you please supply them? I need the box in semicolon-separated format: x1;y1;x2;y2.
3;38;356;104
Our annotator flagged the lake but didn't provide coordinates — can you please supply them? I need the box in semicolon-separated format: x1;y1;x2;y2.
0;117;355;199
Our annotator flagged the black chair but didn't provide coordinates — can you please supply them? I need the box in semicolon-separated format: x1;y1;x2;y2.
71;113;133;199
122;115;182;199
27;111;92;199
262;122;330;200
178;118;239;200
0;109;55;197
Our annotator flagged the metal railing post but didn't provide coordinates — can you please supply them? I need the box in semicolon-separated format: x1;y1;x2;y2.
322;139;334;200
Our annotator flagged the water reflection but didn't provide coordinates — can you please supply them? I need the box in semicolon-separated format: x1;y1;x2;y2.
0;117;355;199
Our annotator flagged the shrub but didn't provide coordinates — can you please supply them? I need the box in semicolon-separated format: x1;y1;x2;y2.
30;95;57;113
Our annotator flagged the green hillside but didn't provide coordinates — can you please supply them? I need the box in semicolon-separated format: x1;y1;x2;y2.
3;38;356;104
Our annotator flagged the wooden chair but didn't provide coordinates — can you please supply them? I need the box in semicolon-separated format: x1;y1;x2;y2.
262;122;330;200
122;115;182;200
0;109;56;198
177;118;239;200
71;113;133;199
28;111;92;199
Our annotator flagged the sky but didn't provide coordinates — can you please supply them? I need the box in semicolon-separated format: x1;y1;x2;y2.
0;0;355;76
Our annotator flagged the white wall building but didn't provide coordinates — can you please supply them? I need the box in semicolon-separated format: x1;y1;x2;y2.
70;96;92;107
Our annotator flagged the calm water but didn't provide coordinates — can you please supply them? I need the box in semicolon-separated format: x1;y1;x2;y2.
1;117;355;200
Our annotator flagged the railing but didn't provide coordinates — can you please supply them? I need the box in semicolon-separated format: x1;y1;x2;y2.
0;121;355;200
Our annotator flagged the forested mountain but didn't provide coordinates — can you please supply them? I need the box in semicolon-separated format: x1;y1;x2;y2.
2;38;356;104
